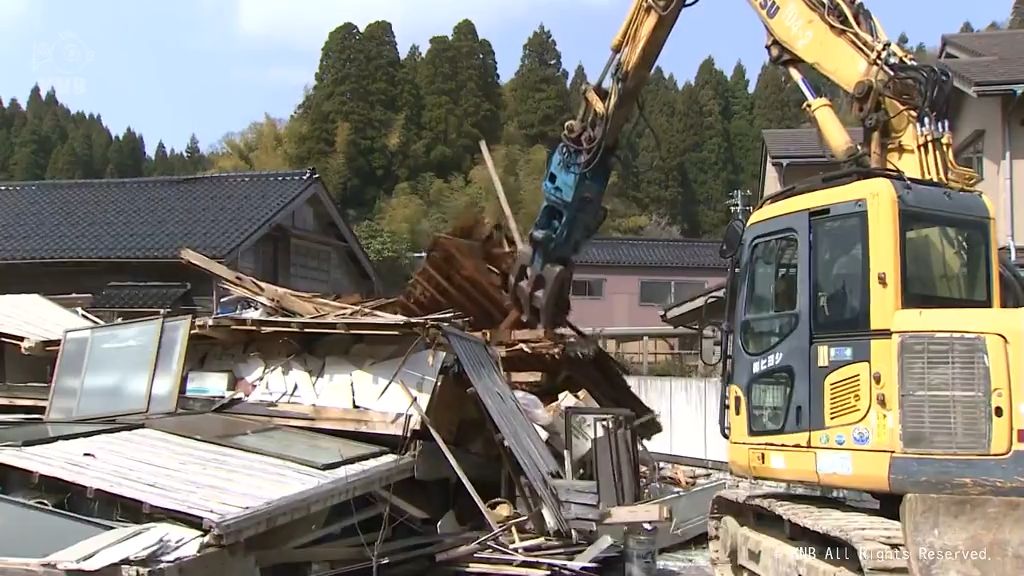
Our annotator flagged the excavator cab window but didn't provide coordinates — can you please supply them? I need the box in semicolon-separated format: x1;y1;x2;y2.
812;212;870;333
900;211;991;309
740;234;799;356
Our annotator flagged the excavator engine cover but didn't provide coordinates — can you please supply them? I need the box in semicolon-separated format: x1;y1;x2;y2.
901;494;1024;575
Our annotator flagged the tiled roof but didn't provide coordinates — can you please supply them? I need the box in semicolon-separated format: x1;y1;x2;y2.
577;237;727;269
939;30;1024;91
940;57;1024;90
942;29;1024;59
762;127;865;161
90;282;195;310
0;170;317;262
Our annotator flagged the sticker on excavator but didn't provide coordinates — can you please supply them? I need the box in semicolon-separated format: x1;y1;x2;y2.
829;346;853;362
852;425;871;446
752;352;783;374
816;451;852;476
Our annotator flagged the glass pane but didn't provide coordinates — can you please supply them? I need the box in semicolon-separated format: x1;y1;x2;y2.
221;428;387;469
0;422;131;447
47;330;90;419
747;237;798;315
902;214;990;308
813;214;869;334
148;413;271;438
742;235;800;356
149;316;191;414
672;281;706;302
639;281;671;306
0;495;112;558
75;319;162;419
749;372;792;433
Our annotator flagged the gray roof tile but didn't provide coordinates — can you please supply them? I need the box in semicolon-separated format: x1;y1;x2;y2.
577;237;727;269
90;282;195;310
0;170;318;261
942;29;1024;59
940;30;1024;90
762;127;865;161
940;56;1024;89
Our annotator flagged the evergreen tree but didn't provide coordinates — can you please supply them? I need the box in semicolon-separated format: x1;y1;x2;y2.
504;24;571;148
727;62;759;196
185;133;204;172
688;57;734;238
960;21;976;33
10;122;48;180
1012;1;1024;29
395;45;429;181
415;20;504;177
752;63;805;130
46;141;80;179
153;141;173;175
567;63;588;117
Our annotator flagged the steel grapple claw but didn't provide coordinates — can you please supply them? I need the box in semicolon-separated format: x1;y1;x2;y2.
509;249;572;330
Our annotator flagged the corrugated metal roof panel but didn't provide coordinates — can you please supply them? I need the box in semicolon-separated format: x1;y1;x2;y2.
0;428;411;543
0;294;96;341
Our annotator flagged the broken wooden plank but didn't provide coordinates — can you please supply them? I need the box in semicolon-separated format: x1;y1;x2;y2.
573;534;614;564
561;503;603;522
473;552;599;571
447;563;550;575
601;503;671;525
180;248;324;316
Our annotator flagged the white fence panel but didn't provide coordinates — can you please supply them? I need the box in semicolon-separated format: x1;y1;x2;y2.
627;376;727;462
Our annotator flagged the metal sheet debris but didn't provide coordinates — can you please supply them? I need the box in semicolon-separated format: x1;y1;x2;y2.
0;427;414;544
0;293;97;342
44;522;206;570
442;326;570;535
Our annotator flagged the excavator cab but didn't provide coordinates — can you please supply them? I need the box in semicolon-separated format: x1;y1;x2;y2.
709;170;1024;575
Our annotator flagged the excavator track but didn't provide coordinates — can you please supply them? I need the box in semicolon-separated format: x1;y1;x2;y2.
707;488;909;576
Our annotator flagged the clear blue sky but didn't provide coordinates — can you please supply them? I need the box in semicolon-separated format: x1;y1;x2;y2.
0;0;1012;155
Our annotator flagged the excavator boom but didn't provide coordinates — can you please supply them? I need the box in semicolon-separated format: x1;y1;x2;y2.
510;0;981;330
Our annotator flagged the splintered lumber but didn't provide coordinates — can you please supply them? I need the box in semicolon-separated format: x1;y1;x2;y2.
180;247;405;320
479;139;523;250
180;248;324;316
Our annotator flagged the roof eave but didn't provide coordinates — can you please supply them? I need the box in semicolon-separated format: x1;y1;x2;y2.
0;257;207;264
973;83;1024;95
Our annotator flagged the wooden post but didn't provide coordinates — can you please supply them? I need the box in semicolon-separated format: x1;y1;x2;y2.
479;140;524;250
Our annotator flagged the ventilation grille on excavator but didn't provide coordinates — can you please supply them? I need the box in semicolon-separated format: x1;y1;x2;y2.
899;334;991;454
827;374;863;423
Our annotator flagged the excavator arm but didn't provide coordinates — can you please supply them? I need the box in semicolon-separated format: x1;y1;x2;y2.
510;0;981;329
509;0;690;328
748;0;979;187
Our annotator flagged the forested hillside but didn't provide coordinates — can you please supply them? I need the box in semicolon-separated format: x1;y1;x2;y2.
0;85;209;181
0;16;956;278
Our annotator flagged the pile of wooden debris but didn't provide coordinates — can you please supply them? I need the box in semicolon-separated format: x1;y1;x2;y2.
130;222;721;574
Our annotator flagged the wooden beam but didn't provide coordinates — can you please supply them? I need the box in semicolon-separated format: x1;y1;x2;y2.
180;247;324;316
479;139;523;250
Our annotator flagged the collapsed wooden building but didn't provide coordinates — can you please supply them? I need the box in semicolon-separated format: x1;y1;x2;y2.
0;219;724;575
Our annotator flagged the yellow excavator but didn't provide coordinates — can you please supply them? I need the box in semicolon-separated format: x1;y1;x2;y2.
509;1;1024;574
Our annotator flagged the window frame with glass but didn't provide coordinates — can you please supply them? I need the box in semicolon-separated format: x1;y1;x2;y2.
899;210;992;310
